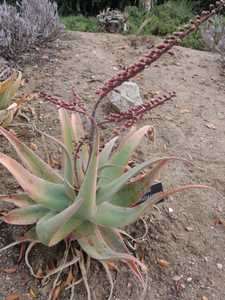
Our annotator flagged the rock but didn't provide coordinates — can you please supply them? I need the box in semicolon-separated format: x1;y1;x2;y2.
216;263;223;270
172;275;183;282
185;226;194;232
110;81;143;112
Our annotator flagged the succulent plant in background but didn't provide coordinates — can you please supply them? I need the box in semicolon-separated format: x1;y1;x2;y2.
0;66;22;127
201;15;225;70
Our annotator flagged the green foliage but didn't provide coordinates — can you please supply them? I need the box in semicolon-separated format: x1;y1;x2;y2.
61;15;98;32
128;0;194;36
182;31;204;50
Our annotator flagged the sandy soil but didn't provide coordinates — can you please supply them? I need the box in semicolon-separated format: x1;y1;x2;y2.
0;31;225;300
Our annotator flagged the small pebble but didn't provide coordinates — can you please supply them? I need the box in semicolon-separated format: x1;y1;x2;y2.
187;277;192;283
172;275;183;282
185;226;194;232
180;283;186;289
217;263;223;270
168;207;174;213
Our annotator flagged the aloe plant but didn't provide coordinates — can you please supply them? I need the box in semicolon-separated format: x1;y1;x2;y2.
0;2;224;299
0;69;22;126
0;109;208;299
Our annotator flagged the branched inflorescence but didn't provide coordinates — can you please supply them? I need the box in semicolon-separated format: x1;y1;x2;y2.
41;0;225;129
101;92;176;128
96;0;225;101
39;91;88;116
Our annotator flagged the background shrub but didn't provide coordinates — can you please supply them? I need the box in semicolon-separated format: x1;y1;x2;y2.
0;0;63;59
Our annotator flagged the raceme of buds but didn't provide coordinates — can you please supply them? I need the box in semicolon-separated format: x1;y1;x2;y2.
96;0;225;99
101;92;176;128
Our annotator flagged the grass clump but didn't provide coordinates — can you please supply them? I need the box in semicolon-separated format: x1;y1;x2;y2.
61;15;98;32
127;0;203;49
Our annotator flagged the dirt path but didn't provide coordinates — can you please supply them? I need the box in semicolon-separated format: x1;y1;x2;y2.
0;32;225;300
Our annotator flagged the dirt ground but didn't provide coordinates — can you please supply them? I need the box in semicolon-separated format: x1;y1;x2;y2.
0;31;225;300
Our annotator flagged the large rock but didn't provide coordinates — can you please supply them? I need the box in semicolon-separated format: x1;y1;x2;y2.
110;81;143;112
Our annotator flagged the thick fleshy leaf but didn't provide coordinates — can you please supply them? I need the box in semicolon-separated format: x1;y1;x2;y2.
0;72;17;95
78;226;146;286
0;103;18;127
75;129;100;218
23;227;39;241
0;153;70;210
59;109;75;187
97;157;176;204
0;127;63;183
0;71;21;110
36;197;83;246
99;136;118;169
48;216;84;246
0;193;34;208
99;126;152;186
99;227;145;285
78;227;145;267
94;185;210;228
99;227;129;253
111;158;172;207
34;128;75;199
4;205;49;225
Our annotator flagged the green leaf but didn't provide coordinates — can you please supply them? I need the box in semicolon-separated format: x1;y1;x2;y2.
34;128;75;199
99;126;152;186
75;129;100;218
99;227;128;253
36;197;83;246
4;205;49;225
59;109;75;187
111;158;173;207
77;226;146;285
0;193;34;208
78;226;140;262
0;127;63;183
0;153;71;211
97;157;175;204
94;184;210;228
99;227;145;286
99;136;118;169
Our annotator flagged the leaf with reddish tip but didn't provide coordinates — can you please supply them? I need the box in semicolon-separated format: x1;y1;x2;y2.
0;193;34;208
97;157;177;204
78;226;146;286
111;158;174;207
0;153;70;210
99;136;118;169
94;184;210;228
99;226;146;286
99;126;152;186
0;127;63;183
4;205;49;225
59;109;75;187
